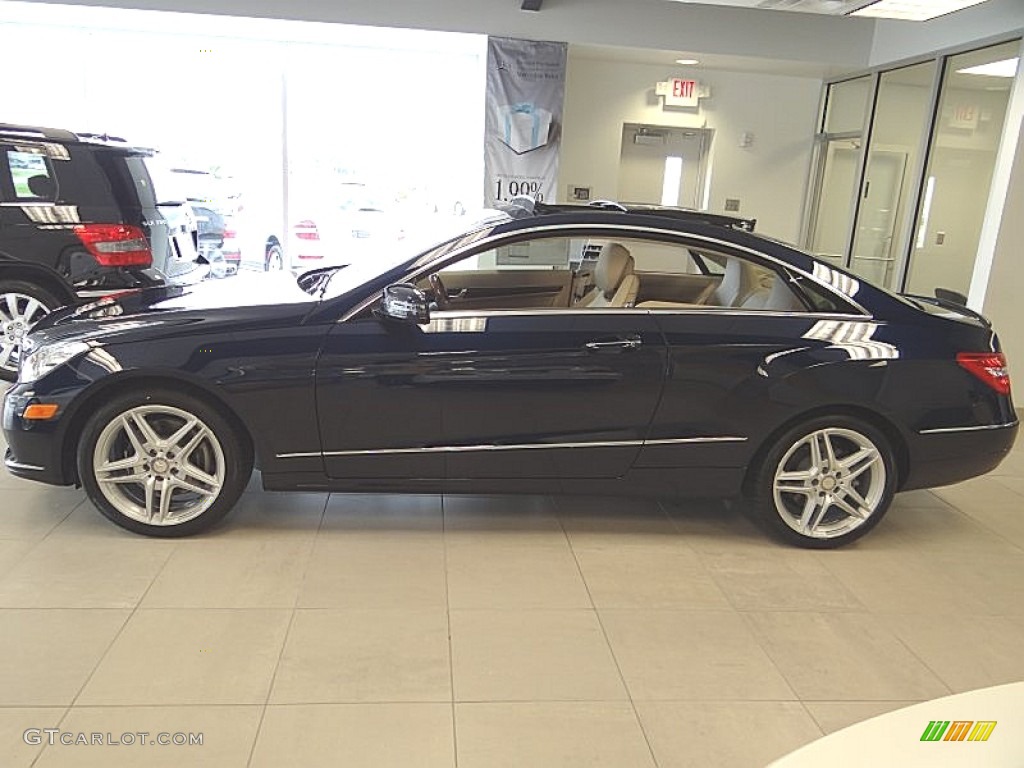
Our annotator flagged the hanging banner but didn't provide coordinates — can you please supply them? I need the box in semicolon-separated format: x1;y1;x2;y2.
484;37;567;207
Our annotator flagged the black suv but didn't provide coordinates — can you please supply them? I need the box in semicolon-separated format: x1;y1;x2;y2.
0;123;205;380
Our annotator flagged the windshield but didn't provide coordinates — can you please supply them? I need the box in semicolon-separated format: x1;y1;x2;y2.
319;211;511;301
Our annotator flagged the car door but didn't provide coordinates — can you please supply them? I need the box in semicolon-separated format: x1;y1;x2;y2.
315;230;669;480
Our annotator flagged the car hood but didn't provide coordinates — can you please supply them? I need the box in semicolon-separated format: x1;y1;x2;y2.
29;272;319;347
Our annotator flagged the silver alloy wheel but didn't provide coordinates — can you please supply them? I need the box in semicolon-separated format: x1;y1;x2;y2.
772;427;886;540
0;292;50;373
91;405;226;526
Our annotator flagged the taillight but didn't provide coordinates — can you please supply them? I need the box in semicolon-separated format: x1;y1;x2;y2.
957;352;1011;395
294;220;320;241
223;228;237;240
74;224;152;267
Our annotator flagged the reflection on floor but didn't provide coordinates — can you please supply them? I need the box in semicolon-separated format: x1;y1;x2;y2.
2;432;1024;767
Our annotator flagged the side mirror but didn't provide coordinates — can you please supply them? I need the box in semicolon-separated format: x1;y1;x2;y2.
377;283;430;325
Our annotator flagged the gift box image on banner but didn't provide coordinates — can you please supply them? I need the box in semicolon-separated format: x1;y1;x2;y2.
484;37;567;206
499;103;554;154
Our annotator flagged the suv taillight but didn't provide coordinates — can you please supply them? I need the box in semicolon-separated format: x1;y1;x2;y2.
74;224;152;267
957;352;1011;395
294;220;320;241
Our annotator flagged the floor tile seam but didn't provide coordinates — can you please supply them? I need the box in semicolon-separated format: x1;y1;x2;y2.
441;494;460;768
31;533;179;767
733;610;806;704
555;505;662;768
243;491;330;768
0;496;88;581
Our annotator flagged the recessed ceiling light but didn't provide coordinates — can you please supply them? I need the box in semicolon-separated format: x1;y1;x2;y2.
852;0;988;21
957;58;1019;78
675;58;700;65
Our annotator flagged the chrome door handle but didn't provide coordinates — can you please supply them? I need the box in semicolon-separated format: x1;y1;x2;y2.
585;335;643;352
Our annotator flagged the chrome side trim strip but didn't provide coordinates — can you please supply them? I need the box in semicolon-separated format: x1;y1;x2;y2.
3;458;46;472
276;435;748;460
918;420;1019;435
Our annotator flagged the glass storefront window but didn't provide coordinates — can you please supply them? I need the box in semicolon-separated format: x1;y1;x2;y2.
848;61;937;290
904;41;1020;298
822;76;872;133
808;137;861;264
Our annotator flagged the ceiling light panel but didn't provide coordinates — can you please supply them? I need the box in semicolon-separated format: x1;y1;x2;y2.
852;0;988;21
957;58;1020;78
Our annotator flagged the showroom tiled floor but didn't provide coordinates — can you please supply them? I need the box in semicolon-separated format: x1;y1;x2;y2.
1;432;1023;767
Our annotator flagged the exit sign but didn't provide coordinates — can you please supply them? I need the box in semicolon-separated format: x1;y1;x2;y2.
656;78;703;108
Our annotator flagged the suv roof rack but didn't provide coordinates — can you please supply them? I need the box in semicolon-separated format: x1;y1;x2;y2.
498;196;756;231
0;123;79;142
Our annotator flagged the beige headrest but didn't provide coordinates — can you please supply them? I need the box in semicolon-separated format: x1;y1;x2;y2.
595;243;633;296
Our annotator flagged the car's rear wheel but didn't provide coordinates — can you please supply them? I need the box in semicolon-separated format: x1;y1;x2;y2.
77;389;252;536
0;280;62;382
751;415;896;548
265;244;284;272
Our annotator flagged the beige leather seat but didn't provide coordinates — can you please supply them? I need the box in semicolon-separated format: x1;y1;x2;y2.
740;275;804;311
711;257;762;307
575;243;639;308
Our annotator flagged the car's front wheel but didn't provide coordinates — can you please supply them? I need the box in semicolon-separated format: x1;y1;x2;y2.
0;280;62;382
751;415;897;548
77;389;252;536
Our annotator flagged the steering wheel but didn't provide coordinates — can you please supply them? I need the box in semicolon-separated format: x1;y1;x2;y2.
429;273;450;309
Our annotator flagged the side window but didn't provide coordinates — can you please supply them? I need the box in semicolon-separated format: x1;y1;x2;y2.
6;150;56;201
441;237;572;273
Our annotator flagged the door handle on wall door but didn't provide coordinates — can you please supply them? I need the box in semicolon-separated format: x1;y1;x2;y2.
584;334;643;352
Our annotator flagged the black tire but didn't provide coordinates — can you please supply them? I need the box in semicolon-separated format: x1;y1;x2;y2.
77;388;252;537
749;415;897;548
0;280;63;382
265;243;284;272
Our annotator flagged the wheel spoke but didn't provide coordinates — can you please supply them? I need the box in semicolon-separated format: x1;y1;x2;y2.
5;293;19;319
96;455;146;484
127;412;162;449
821;431;839;468
155;478;173;523
798;495;824;533
0;343;14;369
166;417;200;451
841;447;880;481
171;473;218;497
143;475;157;520
807;433;823;470
776;479;814;496
22;298;42;322
832;493;867;521
179;462;219;491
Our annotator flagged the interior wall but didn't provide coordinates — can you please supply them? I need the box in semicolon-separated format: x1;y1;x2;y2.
870;0;1024;66
981;109;1024;375
559;54;821;242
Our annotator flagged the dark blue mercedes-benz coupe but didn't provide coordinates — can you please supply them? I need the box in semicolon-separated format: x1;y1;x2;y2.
2;201;1017;546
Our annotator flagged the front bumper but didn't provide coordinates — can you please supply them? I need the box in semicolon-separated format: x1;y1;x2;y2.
3;385;76;487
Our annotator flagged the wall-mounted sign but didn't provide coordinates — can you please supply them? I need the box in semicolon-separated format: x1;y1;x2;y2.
484;37;567;206
656;78;707;109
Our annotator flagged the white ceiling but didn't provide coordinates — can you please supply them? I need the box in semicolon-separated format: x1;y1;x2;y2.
661;0;875;14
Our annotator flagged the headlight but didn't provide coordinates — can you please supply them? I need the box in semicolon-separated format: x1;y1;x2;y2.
19;341;91;384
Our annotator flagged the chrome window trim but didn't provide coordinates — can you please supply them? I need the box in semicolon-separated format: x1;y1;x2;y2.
411;308;870;322
276;435;748;460
338;223;872;322
918;420;1019;435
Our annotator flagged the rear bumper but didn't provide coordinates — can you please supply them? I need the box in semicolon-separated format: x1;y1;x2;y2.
901;419;1018;491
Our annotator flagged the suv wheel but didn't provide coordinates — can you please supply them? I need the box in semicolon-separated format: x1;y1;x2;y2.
0;281;62;382
77;389;252;536
750;415;896;548
265;244;284;272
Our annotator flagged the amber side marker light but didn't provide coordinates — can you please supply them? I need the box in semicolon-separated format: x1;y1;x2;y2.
23;404;60;420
